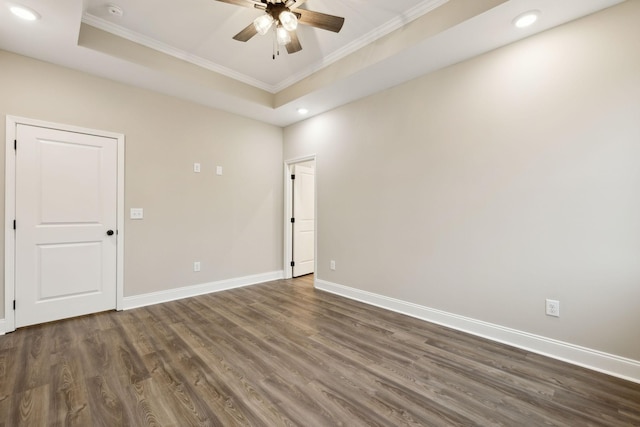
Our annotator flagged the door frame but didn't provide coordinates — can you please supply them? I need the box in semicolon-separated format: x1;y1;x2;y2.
3;115;125;333
283;155;317;279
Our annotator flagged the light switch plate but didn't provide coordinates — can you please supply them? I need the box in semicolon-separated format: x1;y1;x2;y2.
194;163;201;173
216;166;223;176
130;208;144;219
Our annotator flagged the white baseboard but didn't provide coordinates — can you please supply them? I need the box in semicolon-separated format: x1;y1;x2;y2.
0;318;5;335
123;270;284;310
315;278;640;384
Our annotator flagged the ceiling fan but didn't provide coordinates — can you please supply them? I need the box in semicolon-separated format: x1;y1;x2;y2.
214;0;345;57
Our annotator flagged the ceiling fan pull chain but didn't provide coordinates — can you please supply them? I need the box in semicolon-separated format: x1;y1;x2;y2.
273;26;276;59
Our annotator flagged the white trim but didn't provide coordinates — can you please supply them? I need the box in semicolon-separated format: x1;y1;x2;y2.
4;117;17;333
123;270;284;310
0;318;5;335
283;155;317;279
116;128;125;311
315;278;640;384
81;0;448;93
81;14;275;93
4;115;125;332
273;0;449;92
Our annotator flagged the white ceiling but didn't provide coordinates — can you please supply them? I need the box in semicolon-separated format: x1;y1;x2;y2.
83;0;446;92
0;0;625;126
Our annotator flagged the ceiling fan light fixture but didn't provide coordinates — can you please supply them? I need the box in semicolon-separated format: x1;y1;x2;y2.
253;14;274;35
279;10;298;31
276;26;291;45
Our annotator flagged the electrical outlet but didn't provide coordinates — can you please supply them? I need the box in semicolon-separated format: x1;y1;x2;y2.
546;299;560;317
330;260;336;270
194;163;201;173
193;261;201;272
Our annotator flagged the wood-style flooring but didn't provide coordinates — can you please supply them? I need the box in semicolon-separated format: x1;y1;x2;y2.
1;275;639;426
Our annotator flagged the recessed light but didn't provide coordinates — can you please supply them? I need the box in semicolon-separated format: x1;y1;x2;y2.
513;10;540;28
297;108;309;115
9;4;40;21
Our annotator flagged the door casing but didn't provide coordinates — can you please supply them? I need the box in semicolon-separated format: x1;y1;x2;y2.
4;115;125;333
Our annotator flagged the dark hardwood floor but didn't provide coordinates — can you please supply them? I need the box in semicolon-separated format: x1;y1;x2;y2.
1;275;639;426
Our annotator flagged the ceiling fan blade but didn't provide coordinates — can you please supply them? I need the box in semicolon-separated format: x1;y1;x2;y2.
285;0;307;10
296;9;345;33
214;0;262;9
233;22;258;42
286;31;302;54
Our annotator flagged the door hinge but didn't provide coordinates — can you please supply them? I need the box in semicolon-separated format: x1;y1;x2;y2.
14;139;17;151
291;174;295;180
290;261;295;267
291;217;295;223
13;300;16;310
13;220;16;230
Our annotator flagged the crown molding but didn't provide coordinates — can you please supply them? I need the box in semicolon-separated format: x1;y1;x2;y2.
273;0;448;92
81;0;448;95
81;13;277;93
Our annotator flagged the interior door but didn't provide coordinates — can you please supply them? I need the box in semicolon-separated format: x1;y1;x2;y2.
15;124;118;327
292;163;315;277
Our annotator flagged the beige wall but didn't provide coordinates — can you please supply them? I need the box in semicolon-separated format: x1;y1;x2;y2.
0;50;283;318
284;1;640;361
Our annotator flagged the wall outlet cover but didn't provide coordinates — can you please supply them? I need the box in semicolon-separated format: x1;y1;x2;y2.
546;299;560;317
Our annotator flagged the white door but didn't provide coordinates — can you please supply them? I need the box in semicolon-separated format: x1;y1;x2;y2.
292;164;315;277
15;124;118;327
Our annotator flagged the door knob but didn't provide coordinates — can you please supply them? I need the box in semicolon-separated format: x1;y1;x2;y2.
106;230;114;236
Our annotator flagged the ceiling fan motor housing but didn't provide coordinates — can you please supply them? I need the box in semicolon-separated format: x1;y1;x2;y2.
266;3;297;22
